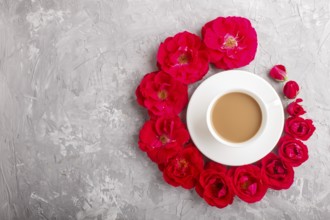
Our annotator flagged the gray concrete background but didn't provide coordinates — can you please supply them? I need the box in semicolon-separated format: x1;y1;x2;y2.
0;0;329;219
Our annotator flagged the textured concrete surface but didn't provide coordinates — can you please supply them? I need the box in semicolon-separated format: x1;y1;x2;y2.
0;0;329;219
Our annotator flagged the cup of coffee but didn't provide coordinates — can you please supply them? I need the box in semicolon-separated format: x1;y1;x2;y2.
206;90;268;147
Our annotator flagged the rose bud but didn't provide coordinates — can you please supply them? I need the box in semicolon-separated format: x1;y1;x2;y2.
284;117;315;141
195;162;234;208
228;165;268;203
260;153;294;190
286;98;306;117
277;135;308;167
283;80;299;99
269;65;287;82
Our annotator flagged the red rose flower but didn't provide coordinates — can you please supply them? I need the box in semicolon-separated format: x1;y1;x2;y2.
157;31;209;84
202;16;258;70
228;165;267;203
138;116;190;165
285;117;316;141
277;136;308;167
162;144;204;189
261;153;294;190
287;98;306;117
283;80;299;99
196;162;234;208
136;71;188;117
269;65;288;82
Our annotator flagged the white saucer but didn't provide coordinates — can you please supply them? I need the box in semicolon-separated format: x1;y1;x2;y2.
186;70;284;166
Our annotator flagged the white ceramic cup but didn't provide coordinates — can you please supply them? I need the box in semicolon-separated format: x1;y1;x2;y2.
206;89;268;147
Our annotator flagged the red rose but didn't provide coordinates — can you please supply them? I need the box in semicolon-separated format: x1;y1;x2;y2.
162;144;204;189
138;116;190;165
202;16;257;70
261;153;294;190
285;117;316;141
283;80;299;99
157;31;209;84
287;98;306;117
136;71;188;117
269;65;287;82
277;136;308;167
228;165;267;203
196;162;234;208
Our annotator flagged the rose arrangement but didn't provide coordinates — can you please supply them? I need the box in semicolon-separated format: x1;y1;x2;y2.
136;16;315;208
